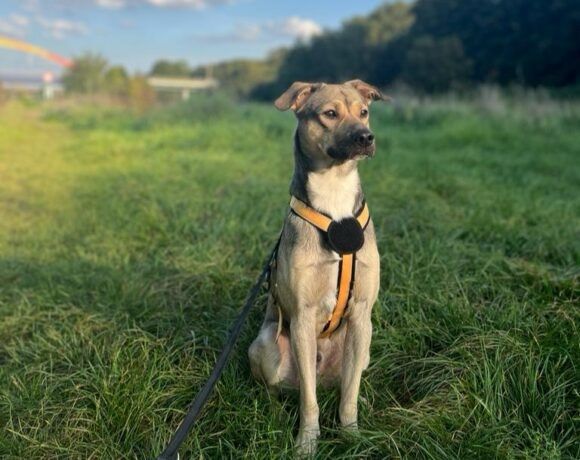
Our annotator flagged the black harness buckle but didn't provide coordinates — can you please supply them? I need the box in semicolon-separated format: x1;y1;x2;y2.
327;217;365;254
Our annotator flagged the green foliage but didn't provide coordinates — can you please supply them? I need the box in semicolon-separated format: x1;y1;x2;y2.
60;1;580;101
152;91;236;122
126;74;156;112
61;52;109;94
253;2;413;100
246;0;580;98
149;59;192;78
0;96;579;458
61;54;155;110
401;35;472;92
104;65;130;97
191;49;287;98
404;0;580;87
347;1;415;46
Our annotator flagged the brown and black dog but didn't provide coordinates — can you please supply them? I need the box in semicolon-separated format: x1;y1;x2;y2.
249;80;386;454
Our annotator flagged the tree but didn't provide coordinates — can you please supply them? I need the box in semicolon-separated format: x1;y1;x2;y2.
401;35;472;92
149;60;191;78
61;53;109;94
402;0;580;87
104;65;129;97
127;75;156;112
251;0;579;96
252;1;414;100
191;48;288;97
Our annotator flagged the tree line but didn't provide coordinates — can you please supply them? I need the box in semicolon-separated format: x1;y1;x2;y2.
251;0;579;99
62;0;579;101
61;53;155;110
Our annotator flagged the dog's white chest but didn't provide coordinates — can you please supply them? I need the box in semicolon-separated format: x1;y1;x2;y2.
306;169;360;220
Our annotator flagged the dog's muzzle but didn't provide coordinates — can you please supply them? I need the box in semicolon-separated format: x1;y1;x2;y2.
327;127;376;160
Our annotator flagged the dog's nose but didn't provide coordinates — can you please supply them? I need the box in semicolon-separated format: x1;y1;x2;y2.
355;130;375;147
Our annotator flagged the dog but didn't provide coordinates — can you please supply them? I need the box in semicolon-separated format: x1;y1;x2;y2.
248;79;385;454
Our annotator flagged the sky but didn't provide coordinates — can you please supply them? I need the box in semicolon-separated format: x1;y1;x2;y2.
0;0;385;78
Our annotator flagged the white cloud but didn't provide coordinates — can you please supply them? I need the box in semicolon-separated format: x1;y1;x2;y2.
10;14;30;27
93;0;233;8
36;17;89;39
0;10;86;40
96;0;126;8
232;23;262;41
146;0;207;7
269;16;322;41
196;16;322;44
0;14;31;38
0;20;22;37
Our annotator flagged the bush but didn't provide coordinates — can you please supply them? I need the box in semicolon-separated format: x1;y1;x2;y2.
401;35;472;92
104;66;130;98
150;91;237;123
126;75;156;113
62;53;109;95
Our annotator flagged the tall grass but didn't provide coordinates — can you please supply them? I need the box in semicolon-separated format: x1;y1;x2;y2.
0;93;578;459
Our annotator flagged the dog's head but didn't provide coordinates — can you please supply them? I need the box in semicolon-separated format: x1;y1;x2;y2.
275;80;388;163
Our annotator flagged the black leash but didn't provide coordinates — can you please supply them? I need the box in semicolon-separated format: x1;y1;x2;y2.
156;235;281;460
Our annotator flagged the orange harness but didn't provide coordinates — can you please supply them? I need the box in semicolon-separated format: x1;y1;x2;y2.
286;196;371;338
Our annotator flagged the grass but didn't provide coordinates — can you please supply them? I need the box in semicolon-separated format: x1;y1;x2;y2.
0;93;578;459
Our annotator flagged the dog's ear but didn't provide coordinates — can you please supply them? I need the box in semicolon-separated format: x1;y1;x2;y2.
345;79;390;104
274;82;322;112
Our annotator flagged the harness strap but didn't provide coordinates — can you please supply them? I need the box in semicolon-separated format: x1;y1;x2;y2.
288;197;370;338
290;196;370;231
290;196;333;231
319;252;355;338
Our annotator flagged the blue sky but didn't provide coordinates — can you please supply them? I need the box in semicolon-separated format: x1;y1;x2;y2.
0;0;385;77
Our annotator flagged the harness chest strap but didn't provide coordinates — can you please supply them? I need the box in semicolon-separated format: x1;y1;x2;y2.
286;196;370;339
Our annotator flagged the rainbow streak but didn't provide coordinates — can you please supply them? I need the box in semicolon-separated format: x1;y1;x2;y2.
0;35;73;68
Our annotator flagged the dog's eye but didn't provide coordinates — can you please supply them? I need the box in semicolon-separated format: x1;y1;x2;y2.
360;108;369;117
323;110;337;119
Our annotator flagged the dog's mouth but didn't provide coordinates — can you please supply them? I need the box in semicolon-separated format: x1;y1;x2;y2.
327;144;375;161
357;144;376;158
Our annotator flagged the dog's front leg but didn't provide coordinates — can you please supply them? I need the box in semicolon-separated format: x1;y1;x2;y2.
290;308;320;454
340;302;372;430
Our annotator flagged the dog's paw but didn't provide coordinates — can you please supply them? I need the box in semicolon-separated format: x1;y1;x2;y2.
339;404;358;430
341;419;359;433
295;426;320;457
339;414;360;442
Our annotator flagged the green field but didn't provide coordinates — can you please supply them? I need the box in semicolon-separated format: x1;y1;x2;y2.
0;95;578;459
